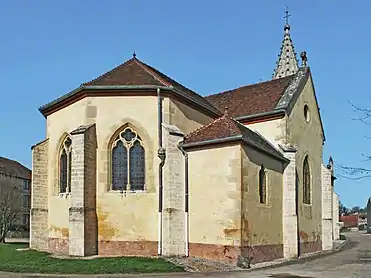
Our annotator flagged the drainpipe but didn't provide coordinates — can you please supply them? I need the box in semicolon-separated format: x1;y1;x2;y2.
157;88;166;256
179;144;189;257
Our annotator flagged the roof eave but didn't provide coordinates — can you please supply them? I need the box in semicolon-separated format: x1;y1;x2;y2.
241;137;288;163
235;109;286;122
39;85;222;118
181;134;288;163
181;135;242;149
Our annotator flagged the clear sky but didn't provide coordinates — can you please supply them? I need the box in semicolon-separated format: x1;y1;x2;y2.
0;1;369;208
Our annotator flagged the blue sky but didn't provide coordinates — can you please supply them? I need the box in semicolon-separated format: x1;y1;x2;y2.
0;1;369;208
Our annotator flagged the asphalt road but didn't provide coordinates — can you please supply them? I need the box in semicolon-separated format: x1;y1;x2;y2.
162;231;371;278
2;232;370;278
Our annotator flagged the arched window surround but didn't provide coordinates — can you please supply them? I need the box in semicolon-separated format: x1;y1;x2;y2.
302;155;311;205
57;134;72;195
107;123;148;192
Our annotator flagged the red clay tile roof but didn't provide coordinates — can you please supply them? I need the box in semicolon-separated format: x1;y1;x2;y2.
184;114;245;144
0;157;31;180
82;57;219;114
205;75;295;118
340;215;359;228
183;114;285;160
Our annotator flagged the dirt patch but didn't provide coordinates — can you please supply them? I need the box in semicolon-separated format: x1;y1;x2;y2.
165;256;242;272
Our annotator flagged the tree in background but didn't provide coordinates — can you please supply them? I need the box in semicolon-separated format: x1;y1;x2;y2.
339;202;349;216
0;183;22;243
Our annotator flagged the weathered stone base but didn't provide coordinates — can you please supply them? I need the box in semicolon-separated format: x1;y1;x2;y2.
48;238;69;254
189;242;283;264
300;240;322;254
98;241;158;256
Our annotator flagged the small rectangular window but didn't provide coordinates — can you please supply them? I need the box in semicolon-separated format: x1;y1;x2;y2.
23;195;30;208
23;180;30;190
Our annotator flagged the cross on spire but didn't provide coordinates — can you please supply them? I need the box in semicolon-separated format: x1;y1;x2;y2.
283;6;291;26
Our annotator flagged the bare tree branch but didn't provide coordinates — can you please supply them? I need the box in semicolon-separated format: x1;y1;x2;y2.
348;100;371;124
0;183;22;243
338;100;371;179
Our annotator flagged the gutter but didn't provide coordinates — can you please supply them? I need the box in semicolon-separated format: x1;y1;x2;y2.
178;144;189;257
157;88;166;256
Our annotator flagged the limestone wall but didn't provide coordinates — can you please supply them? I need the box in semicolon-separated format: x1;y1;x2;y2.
321;164;333;250
244;118;286;148
332;192;340;240
167;99;213;135
187;143;242;262
286;76;324;254
241;145;284;263
45;96;160;255
30;139;49;251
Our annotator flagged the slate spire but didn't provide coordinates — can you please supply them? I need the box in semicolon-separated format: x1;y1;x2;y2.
272;7;299;79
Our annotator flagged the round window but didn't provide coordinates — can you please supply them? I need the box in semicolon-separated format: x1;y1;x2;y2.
304;105;310;123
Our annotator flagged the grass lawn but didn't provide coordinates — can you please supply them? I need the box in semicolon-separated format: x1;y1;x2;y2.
0;243;184;274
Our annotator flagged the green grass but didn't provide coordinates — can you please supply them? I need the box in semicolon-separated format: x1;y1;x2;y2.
0;243;184;274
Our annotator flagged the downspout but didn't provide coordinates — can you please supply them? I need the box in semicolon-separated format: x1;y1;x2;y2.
157;88;166;256
179;144;189;256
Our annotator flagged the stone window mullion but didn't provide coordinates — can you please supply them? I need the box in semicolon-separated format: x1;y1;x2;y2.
126;144;131;191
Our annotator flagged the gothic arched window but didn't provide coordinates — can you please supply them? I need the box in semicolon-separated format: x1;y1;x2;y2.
60;136;72;193
303;156;311;204
259;165;267;204
111;127;145;191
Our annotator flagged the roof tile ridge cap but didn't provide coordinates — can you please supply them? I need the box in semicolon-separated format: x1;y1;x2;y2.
206;76;293;98
185;115;226;139
82;59;132;86
134;59;172;87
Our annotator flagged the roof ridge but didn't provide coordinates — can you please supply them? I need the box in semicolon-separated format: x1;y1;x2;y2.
205;75;294;99
82;58;135;86
185;115;230;140
134;59;172;87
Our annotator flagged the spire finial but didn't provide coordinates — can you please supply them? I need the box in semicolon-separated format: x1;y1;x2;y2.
133;52;137;58
283;6;291;26
272;7;299;79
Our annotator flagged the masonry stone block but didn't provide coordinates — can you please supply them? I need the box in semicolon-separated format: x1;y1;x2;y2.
69;124;97;256
30;139;49;251
162;123;186;256
281;147;298;259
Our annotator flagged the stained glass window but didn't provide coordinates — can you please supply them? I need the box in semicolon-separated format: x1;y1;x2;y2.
259;165;267;204
129;141;145;191
59;136;72;193
112;141;128;191
111;127;145;191
60;149;68;193
303;156;311;204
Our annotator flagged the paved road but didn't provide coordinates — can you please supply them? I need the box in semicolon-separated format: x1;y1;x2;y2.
2;232;370;278
167;231;371;278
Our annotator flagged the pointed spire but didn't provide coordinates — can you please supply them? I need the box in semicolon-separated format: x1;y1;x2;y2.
272;7;299;79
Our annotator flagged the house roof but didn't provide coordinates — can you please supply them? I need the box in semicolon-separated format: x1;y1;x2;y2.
340;215;359;228
182;113;286;162
39;56;221;117
205;74;295;119
0;156;31;180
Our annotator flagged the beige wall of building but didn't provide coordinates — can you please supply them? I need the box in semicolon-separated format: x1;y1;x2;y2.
286;76;324;253
241;145;284;261
40;94;215;254
0;165;31;229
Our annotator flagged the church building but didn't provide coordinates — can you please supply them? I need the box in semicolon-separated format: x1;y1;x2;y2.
30;17;339;265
